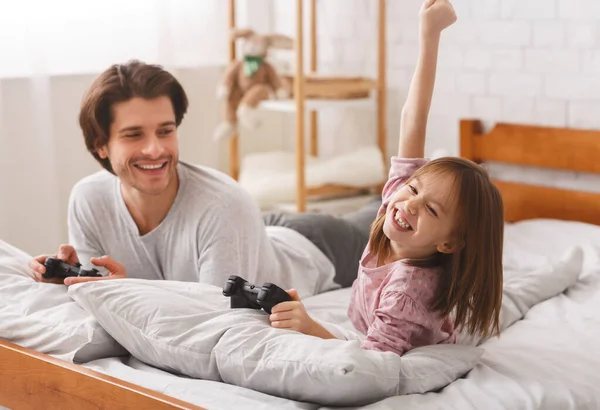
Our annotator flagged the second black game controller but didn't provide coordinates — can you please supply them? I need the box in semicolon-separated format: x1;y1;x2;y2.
43;257;102;280
222;275;292;314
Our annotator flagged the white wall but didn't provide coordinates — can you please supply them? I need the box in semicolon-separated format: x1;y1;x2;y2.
3;0;600;256
270;0;600;188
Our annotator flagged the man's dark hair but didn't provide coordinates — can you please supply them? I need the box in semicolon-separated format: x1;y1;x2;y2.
79;60;189;174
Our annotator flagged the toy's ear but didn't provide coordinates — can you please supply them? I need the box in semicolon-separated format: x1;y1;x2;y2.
265;34;294;50
231;28;255;41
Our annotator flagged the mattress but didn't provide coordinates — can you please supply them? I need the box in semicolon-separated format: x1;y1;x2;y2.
75;218;600;410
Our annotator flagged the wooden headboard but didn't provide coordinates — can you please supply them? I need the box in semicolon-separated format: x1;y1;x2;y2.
460;119;600;226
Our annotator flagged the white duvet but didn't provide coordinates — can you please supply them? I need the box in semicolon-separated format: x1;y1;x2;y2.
2;218;600;409
79;242;600;410
63;229;599;406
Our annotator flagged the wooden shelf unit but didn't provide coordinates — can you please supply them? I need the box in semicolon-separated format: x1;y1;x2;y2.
227;0;387;212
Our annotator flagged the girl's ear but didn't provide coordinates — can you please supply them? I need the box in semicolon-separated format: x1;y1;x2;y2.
437;238;463;254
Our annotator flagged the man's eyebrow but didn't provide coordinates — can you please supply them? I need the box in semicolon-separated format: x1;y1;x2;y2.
118;125;142;133
118;121;176;133
159;121;176;127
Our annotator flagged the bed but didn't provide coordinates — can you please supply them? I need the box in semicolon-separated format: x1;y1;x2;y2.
2;119;600;410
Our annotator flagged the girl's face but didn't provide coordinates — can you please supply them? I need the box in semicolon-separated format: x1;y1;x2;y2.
383;171;460;260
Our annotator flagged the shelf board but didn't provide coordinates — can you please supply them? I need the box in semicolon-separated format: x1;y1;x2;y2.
259;97;376;113
306;184;377;198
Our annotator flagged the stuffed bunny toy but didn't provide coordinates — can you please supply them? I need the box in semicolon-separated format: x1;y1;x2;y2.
213;28;293;141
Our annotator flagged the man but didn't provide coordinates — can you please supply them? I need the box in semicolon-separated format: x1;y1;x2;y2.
28;60;342;298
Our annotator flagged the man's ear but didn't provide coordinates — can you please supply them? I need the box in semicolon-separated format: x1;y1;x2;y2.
96;145;108;159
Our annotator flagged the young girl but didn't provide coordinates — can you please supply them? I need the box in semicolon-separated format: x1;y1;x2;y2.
268;0;504;356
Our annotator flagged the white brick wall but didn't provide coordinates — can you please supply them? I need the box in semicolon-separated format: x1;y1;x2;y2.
266;0;600;193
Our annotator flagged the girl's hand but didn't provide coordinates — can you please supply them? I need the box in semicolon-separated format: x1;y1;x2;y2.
269;289;315;335
420;0;457;38
269;290;338;340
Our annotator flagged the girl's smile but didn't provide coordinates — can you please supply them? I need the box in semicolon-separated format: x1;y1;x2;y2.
391;206;413;231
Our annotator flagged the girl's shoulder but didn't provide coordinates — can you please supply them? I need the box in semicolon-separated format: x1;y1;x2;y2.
360;248;446;297
358;250;414;290
360;248;413;274
384;264;445;304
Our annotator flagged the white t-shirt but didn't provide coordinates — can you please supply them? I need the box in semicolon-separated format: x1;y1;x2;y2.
67;161;338;298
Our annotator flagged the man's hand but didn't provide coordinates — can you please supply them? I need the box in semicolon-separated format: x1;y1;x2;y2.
29;244;80;284
64;256;127;286
420;0;457;38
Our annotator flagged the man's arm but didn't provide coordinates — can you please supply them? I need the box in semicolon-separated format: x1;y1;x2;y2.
194;189;269;287
66;186;107;273
30;183;112;284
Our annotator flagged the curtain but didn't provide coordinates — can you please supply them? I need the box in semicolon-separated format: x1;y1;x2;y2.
0;0;228;78
0;0;234;256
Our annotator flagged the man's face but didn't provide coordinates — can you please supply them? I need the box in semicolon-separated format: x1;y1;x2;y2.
96;96;179;196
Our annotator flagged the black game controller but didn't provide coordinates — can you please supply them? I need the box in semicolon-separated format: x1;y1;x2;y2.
222;275;292;314
43;257;102;280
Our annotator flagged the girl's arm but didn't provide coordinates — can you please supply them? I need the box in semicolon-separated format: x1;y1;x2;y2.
269;289;338;339
398;0;457;159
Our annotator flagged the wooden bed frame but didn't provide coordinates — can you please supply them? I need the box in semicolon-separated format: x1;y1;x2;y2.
461;119;600;226
2;119;600;409
0;339;204;410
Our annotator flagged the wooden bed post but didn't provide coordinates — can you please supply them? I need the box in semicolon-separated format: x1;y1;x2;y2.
228;0;240;181
377;0;388;172
459;119;482;162
309;0;318;157
295;0;306;212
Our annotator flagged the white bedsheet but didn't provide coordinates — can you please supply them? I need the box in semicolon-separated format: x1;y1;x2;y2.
84;356;317;410
78;219;600;410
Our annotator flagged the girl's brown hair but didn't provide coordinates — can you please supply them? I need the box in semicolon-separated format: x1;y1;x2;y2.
369;157;504;339
78;59;189;174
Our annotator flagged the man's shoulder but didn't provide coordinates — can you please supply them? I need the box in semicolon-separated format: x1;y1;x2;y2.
179;161;249;202
69;169;116;204
177;161;261;220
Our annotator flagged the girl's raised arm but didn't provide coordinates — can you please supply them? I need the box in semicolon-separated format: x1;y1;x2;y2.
398;0;457;159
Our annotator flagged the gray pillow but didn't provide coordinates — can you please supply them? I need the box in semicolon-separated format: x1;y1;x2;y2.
261;198;381;288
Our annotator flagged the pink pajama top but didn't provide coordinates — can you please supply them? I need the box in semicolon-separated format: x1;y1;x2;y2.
347;157;457;356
